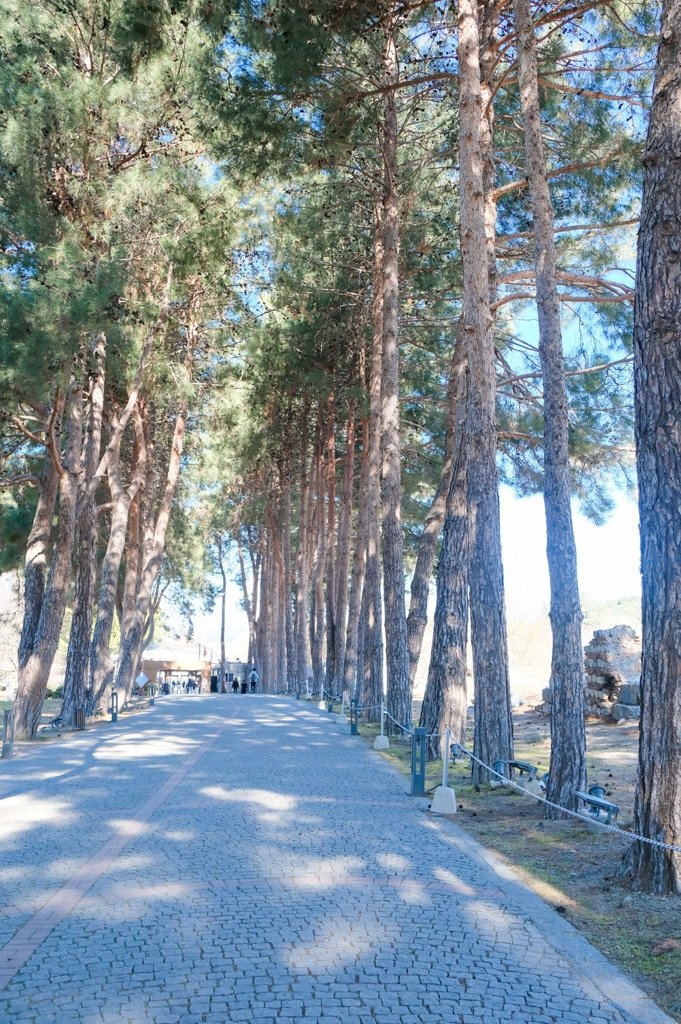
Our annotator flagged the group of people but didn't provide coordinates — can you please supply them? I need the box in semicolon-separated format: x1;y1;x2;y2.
231;666;259;694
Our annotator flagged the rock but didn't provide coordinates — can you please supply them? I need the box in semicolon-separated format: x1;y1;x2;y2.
611;703;640;722
618;682;641;706
583;625;641;717
542;687;552;704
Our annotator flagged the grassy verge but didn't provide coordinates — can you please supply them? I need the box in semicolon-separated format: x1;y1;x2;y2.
357;717;681;1022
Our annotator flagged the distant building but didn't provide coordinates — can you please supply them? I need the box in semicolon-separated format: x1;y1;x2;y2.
142;645;212;692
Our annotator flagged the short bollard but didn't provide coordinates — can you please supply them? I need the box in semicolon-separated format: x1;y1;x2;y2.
430;727;457;814
350;699;359;736
411;728;427;797
150;685;155;707
374;700;390;750
110;691;118;723
1;708;15;759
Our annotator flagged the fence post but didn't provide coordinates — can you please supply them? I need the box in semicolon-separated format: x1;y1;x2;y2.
350;699;358;736
411;728;427;797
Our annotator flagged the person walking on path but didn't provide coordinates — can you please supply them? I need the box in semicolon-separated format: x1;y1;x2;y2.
249;666;259;693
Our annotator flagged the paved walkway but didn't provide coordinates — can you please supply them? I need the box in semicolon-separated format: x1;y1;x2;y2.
0;697;672;1024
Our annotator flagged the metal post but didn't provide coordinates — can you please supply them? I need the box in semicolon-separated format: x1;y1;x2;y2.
442;727;451;789
350;699;358;736
1;708;15;759
150;684;155;706
411;728;427;797
380;701;385;739
110;691;118;723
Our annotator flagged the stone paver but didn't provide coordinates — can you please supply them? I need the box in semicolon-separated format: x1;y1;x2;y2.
0;697;673;1023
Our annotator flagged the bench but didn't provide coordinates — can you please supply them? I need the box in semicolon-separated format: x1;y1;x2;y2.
492;758;539;781
575;785;619;824
509;759;538;781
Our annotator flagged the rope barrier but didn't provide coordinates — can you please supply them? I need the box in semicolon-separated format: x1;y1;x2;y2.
454;743;681;855
383;709;414;736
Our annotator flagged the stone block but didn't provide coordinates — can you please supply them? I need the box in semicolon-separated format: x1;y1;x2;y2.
541;687;552;704
618;682;641;706
611;703;640;722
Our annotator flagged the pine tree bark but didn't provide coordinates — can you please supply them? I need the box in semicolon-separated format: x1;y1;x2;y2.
237;534;258;672
323;399;337;693
406;345;459;686
513;0;587;814
90;430;144;712
343;413;370;698
333;401;356;694
364;204;385;721
114;401;188;701
62;335;106;725
380;24;411;732
281;463;295;690
14;381;83;738
18;441;61;670
294;421;312;692
310;436;327;696
626;0;681;894
458;0;514;782
419;340;469;761
217;535;227;692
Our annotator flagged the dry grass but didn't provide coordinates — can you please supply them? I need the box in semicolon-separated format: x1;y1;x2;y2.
358;708;681;1022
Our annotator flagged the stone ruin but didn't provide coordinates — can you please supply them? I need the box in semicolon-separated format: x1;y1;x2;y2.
584;625;641;720
539;624;642;722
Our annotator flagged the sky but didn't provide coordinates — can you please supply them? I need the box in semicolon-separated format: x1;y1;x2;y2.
181;484;642;662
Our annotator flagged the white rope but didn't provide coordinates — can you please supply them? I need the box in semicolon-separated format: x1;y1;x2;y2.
383;709;414;735
455;743;681;855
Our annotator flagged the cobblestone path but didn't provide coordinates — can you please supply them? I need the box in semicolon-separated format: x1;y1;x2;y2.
0;698;672;1024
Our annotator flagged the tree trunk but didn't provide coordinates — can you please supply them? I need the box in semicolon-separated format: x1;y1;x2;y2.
333;401;356;694
513;0;587;814
62;335;106;725
310;438;326;696
18;446;60;669
114;401;188;701
343;413;370;698
90;419;145;712
237;535;258;672
625;0;681;894
419;341;469;761
406;344;459;686
281;464;295;690
217;535;227;692
294;424;312;692
14;382;83;738
363;204;385;721
380;24;411;732
458;0;514;782
323;399;337;693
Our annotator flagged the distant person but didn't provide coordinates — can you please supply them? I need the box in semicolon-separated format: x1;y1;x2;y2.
232;677;239;694
249;667;259;693
240;679;248;694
